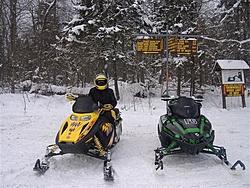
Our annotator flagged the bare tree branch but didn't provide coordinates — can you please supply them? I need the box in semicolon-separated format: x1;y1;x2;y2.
41;0;57;32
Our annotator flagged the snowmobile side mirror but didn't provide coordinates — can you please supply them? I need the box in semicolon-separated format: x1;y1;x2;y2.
66;93;77;101
161;95;175;101
161;94;170;98
196;95;203;99
192;95;204;103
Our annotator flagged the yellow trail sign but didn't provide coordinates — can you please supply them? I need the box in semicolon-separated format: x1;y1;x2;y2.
137;39;164;54
168;37;197;55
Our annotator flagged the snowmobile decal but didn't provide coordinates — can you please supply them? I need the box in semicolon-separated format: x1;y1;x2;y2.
184;119;197;124
170;118;201;134
70;122;81;126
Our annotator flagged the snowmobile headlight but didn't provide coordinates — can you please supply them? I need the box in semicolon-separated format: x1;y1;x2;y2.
80;115;91;121
70;115;78;121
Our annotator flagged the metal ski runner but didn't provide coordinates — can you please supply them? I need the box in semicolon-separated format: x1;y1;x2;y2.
103;150;114;181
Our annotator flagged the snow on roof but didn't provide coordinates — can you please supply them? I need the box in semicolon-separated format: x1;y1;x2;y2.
213;60;249;71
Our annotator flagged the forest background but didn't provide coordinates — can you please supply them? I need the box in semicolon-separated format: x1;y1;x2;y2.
1;0;250;98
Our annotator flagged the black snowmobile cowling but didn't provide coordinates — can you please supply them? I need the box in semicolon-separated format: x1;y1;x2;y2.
155;95;246;173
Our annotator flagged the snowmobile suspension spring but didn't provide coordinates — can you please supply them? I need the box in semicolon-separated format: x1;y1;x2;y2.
94;136;106;156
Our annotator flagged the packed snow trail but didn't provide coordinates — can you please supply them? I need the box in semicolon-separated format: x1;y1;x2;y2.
0;93;249;187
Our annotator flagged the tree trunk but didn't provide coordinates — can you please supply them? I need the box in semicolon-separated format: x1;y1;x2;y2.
177;67;181;96
190;57;195;96
113;60;120;101
10;0;17;93
0;0;6;84
140;68;145;83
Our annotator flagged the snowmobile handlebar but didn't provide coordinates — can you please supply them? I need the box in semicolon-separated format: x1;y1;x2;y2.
66;93;77;101
161;95;174;101
102;104;113;111
97;103;113;111
161;95;204;103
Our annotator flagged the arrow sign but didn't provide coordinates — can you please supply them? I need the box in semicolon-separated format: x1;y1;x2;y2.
143;51;160;54
137;39;164;55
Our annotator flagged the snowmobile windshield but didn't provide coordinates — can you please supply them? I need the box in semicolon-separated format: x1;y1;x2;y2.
72;95;98;113
169;97;200;118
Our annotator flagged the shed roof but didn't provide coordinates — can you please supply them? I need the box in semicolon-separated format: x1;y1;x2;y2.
213;60;249;71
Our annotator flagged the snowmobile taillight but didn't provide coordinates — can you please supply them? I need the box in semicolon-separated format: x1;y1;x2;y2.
80;115;91;121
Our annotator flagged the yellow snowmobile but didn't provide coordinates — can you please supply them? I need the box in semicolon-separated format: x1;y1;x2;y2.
33;94;122;181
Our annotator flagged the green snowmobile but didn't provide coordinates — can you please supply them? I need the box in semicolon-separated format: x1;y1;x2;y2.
155;95;246;173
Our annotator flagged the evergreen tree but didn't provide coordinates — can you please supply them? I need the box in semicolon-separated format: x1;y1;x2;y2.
63;0;149;97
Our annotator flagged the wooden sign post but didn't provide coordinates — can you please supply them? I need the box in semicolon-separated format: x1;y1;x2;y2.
135;26;199;95
213;60;249;109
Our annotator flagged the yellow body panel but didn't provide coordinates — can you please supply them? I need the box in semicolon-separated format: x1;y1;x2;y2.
58;111;100;143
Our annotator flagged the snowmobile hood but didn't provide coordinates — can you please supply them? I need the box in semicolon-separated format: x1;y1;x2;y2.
159;114;212;143
58;111;100;143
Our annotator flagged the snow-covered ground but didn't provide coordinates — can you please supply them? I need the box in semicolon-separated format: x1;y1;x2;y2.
1;86;249;188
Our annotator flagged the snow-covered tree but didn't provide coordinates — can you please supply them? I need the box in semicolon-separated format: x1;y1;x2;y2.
1;0;249;94
62;0;150;98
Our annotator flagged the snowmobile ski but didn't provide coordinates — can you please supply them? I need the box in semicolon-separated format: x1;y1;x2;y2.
103;150;114;181
33;159;50;174
103;164;114;181
155;146;246;174
222;160;245;175
33;144;63;174
213;157;245;174
203;145;246;174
